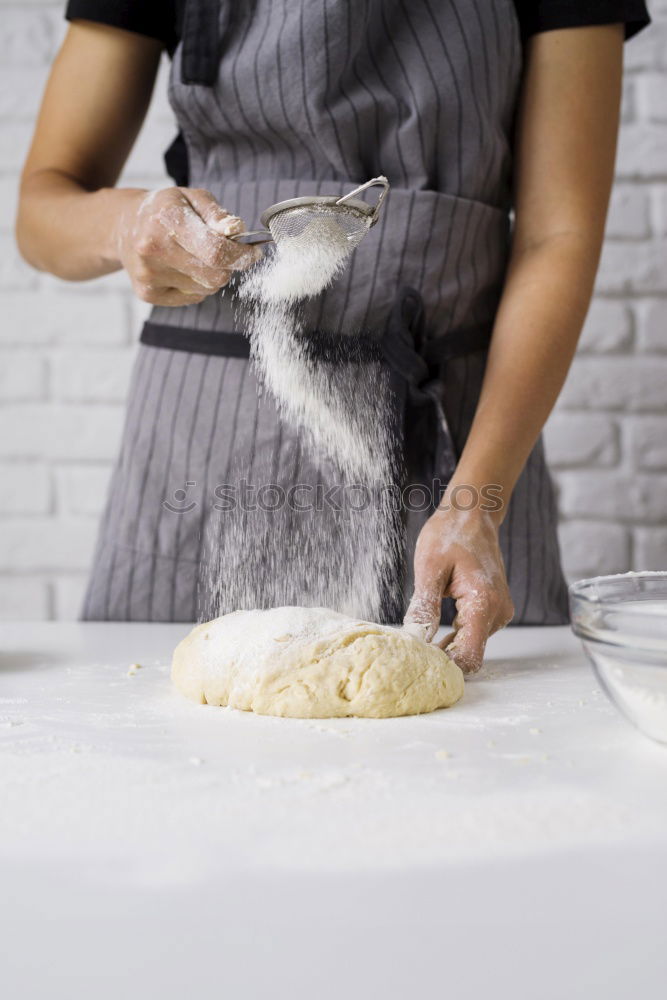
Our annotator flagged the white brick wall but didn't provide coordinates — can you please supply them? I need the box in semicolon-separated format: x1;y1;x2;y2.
0;1;172;619
0;2;665;619
550;3;667;582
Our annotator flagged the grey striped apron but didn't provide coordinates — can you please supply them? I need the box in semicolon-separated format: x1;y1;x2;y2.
82;0;569;625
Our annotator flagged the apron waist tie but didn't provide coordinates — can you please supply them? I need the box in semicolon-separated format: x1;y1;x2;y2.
380;287;493;488
141;322;250;358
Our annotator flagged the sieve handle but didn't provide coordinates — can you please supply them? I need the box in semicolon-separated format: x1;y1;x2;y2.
335;175;390;224
228;229;274;245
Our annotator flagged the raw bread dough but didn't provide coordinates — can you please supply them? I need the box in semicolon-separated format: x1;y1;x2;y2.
172;606;464;719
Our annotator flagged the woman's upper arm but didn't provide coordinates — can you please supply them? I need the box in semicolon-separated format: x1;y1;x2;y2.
512;24;625;254
21;20;163;191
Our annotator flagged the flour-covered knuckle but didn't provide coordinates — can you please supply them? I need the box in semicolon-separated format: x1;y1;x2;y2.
182;189;256;267
209;214;245;237
154;192;253;277
185;188;241;231
172;607;464;719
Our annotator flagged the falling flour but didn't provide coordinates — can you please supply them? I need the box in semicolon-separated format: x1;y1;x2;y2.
238;208;386;480
242;212;354;305
198;205;403;623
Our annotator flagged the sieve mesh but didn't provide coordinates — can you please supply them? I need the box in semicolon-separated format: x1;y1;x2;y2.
267;204;372;254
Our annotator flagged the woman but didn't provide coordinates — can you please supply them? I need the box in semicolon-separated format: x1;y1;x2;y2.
16;1;650;672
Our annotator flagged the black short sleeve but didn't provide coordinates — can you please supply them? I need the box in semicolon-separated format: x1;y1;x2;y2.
65;1;180;54
514;1;651;41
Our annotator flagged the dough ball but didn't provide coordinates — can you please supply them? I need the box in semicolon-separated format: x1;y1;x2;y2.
172;606;464;719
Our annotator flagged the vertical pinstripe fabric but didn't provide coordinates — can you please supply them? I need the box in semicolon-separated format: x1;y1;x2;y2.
82;342;153;620
82;0;569;624
153;0;521;340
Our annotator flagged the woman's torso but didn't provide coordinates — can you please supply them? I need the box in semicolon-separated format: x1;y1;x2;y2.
150;0;523;338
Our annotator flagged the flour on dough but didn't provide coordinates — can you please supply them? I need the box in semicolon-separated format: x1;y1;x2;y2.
172;606;464;719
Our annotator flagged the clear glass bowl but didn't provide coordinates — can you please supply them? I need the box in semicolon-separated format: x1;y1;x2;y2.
570;572;667;745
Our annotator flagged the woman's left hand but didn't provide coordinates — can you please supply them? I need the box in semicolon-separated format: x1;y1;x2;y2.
403;506;514;674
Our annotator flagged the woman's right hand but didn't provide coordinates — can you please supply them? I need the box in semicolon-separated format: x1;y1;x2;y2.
115;186;262;306
403;506;514;674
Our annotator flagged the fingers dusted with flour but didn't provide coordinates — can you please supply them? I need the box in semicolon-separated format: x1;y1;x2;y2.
403;551;447;645
403;506;514;674
442;566;512;675
116;187;262;306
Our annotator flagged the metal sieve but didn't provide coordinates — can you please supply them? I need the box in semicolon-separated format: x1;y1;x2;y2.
229;176;390;247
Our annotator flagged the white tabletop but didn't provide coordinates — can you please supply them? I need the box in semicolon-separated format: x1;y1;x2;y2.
1;621;666;999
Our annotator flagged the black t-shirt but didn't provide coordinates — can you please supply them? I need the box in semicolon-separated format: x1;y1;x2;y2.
513;0;650;40
66;0;651;52
64;0;651;186
67;0;180;52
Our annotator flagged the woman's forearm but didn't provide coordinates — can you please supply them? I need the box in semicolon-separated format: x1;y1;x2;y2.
447;230;600;522
17;170;145;280
17;172;260;305
407;25;623;660
15;21;167;280
447;25;624;525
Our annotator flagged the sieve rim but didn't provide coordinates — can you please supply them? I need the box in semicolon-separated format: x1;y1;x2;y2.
260;195;377;230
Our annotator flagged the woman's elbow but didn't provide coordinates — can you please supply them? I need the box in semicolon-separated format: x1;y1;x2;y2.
15;173;50;273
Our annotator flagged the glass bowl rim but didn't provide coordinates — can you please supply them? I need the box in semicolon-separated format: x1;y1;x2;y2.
569;570;667;609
